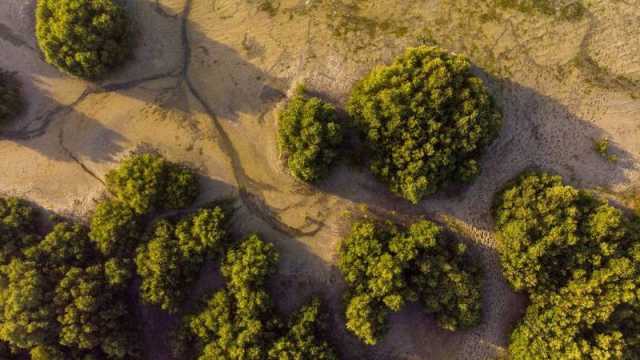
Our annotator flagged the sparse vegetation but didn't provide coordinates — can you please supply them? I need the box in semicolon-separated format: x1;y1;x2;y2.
348;46;502;203
278;87;343;182
593;137;618;163
106;153;199;215
0;70;23;125
175;234;338;359
135;207;227;313
494;172;640;358
36;0;131;79
337;219;481;345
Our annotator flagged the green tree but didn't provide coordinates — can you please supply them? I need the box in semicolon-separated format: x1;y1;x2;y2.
278;88;343;182
268;298;338;360
105;153;199;215
53;265;139;359
337;219;481;345
0;197;39;264
0;70;23;125
494;172;631;294
348;46;502;203
136;208;227;313
35;0;131;79
89;199;139;258
494;172;640;358
178;235;338;360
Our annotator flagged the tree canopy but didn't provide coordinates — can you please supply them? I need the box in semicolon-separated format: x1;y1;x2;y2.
177;234;338;360
135;207;227;313
0;212;140;359
105;153;199;215
347;46;502;203
494;172;640;358
337;219;481;345
0;70;23;125
35;0;131;79
278;87;343;182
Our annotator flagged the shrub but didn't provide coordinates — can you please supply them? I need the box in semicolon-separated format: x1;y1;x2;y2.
494;172;640;358
106;153;199;215
0;70;23;125
177;234;337;360
278;88;343;182
89;199;139;257
136;208;227;313
35;0;131;79
337;219;481;345
348;46;502;203
593;137;618;163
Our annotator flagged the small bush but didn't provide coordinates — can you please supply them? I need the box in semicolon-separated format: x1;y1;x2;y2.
494;172;640;358
0;70;23;125
106;153;199;215
348;46;502;203
35;0;131;79
338;219;481;345
136;208;227;313
593;137;618;163
278;88;343;182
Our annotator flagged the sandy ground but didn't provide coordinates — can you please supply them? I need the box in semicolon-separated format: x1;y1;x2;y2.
1;0;639;359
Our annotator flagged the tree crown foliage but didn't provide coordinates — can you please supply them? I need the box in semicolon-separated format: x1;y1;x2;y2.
347;46;502;203
135;207;227;313
0;201;140;359
278;87;343;182
177;234;338;360
338;219;481;345
494;172;640;358
105;153;199;215
35;0;131;79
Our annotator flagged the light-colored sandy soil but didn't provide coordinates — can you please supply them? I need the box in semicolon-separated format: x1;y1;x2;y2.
1;0;639;359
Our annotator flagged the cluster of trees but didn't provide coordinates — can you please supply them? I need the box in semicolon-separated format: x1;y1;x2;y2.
176;234;338;359
337;219;481;345
494;172;640;358
347;46;502;204
0;153;206;359
0;200;139;359
0;70;23;125
277;87;343;182
35;0;131;79
278;46;501;203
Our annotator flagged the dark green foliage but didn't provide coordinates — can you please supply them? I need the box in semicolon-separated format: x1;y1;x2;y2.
0;197;140;359
35;0;130;79
89;199;139;258
178;235;338;360
494;172;640;358
495;172;632;294
278;88;343;182
0;197;39;264
347;46;502;203
53;265;138;359
136;208;227;313
0;70;23;125
337;219;481;345
105;153;199;215
268;298;338;360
